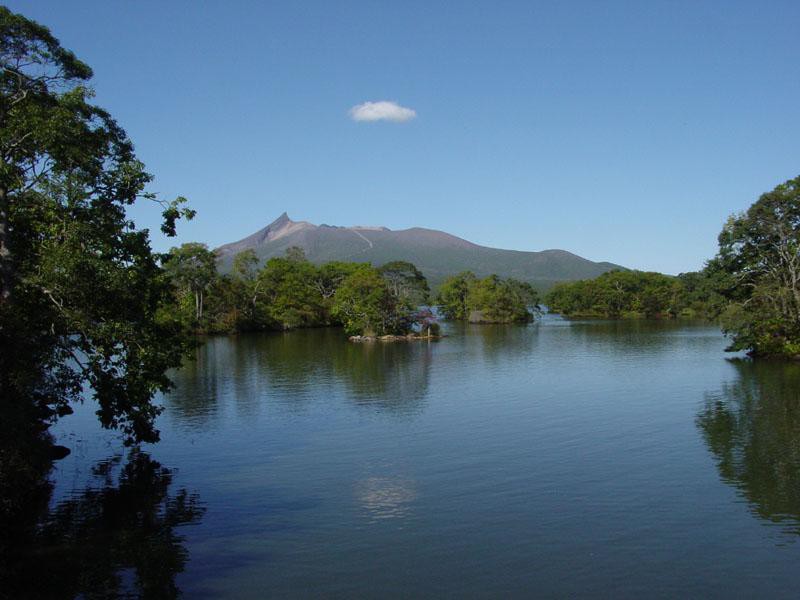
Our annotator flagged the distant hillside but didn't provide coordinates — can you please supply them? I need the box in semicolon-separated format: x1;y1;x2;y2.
216;213;623;290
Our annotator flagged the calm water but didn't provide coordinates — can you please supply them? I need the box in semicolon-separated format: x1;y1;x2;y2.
36;317;800;597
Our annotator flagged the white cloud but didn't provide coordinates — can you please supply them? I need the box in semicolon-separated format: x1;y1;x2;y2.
349;100;416;123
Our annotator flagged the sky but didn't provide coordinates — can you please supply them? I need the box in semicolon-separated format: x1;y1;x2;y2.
8;0;800;273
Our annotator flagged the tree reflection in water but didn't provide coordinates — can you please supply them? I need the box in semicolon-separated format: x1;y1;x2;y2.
331;340;432;414
697;358;800;536
1;450;204;599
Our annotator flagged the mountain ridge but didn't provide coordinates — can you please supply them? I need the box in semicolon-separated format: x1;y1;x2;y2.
216;213;624;289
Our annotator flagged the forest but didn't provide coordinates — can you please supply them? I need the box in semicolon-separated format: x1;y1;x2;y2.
545;176;800;359
160;245;539;336
544;269;728;319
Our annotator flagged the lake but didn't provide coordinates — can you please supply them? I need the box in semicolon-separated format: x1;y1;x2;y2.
35;316;800;597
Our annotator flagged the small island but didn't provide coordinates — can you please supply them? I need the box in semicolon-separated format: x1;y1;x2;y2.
436;272;540;324
348;332;445;342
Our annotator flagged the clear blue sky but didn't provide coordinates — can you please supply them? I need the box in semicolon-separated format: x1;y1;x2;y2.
8;0;800;273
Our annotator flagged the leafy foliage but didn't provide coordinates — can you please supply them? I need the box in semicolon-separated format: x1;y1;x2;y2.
436;271;539;323
163;248;433;337
378;260;430;305
545;175;800;358
545;270;684;318
0;7;193;450
257;255;326;329
710;176;800;356
332;265;415;336
544;268;735;320
435;271;476;320
162;243;217;322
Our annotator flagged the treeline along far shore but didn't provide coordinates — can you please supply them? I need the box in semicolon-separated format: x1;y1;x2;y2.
545;176;800;360
163;172;800;363
160;244;541;337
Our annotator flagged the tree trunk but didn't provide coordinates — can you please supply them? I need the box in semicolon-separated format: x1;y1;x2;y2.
0;187;14;304
0;186;11;303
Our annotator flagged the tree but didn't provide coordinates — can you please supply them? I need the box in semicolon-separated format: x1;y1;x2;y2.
436;271;537;323
469;275;537;323
229;249;262;326
716;176;800;356
332;266;413;336
0;7;194;456
231;248;259;281
675;264;731;319
285;245;307;263
313;260;363;301
546;270;681;318
163;243;217;322
501;278;540;318
256;254;325;329
436;271;477;320
378;260;430;305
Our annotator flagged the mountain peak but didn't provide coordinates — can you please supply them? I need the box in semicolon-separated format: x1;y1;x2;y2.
269;212;292;228
216;212;314;256
216;214;623;289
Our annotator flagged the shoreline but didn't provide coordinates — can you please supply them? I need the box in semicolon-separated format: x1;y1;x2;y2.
348;334;446;343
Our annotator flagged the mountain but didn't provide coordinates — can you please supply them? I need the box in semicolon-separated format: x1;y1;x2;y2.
215;213;623;290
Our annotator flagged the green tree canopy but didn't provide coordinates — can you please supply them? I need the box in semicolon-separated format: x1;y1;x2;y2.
156;253;431;337
313;261;364;300
285;245;307;263
256;254;325;329
546;270;680;318
436;271;477;320
332;266;414;336
715;176;800;356
378;260;430;305
231;248;259;281
437;271;538;323
0;7;193;454
163;243;217;322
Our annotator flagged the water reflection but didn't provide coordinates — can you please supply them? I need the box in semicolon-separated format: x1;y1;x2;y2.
559;318;713;352
697;359;800;536
471;322;541;360
165;329;433;421
332;341;432;414
1;451;204;599
167;341;223;429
